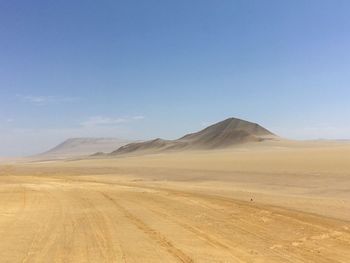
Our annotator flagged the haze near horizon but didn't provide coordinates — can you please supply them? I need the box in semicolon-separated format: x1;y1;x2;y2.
1;2;350;262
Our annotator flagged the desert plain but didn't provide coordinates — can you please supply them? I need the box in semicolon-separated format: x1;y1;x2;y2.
0;140;350;262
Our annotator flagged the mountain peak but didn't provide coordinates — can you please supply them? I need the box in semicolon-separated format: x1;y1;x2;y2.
110;117;278;156
205;117;274;136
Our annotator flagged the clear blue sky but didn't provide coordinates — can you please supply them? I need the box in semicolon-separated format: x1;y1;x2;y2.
1;0;350;156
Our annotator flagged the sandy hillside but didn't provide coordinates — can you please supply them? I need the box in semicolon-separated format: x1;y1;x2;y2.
36;137;133;159
112;118;278;155
0;140;350;262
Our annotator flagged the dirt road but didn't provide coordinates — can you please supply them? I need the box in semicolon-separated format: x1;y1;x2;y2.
0;173;349;263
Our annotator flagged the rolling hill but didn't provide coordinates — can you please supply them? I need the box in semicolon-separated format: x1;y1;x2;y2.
111;117;277;155
38;138;133;159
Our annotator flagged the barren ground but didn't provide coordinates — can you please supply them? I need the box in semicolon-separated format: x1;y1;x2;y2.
0;141;350;262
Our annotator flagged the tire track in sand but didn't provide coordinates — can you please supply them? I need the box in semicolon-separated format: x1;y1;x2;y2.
100;192;193;263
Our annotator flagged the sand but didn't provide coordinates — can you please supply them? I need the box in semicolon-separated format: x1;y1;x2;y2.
0;140;349;262
37;138;133;159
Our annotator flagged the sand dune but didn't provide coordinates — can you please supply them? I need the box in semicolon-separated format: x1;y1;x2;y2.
112;118;278;155
1;140;350;262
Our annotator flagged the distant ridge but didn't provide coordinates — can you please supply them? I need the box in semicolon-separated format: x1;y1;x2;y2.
39;138;133;159
110;118;277;156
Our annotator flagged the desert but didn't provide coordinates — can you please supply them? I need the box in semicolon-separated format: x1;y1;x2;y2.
1;119;349;262
2;1;349;262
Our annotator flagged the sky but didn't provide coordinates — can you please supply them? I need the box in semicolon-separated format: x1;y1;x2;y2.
1;0;350;156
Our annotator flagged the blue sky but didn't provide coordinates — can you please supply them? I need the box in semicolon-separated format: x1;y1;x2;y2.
1;0;350;156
